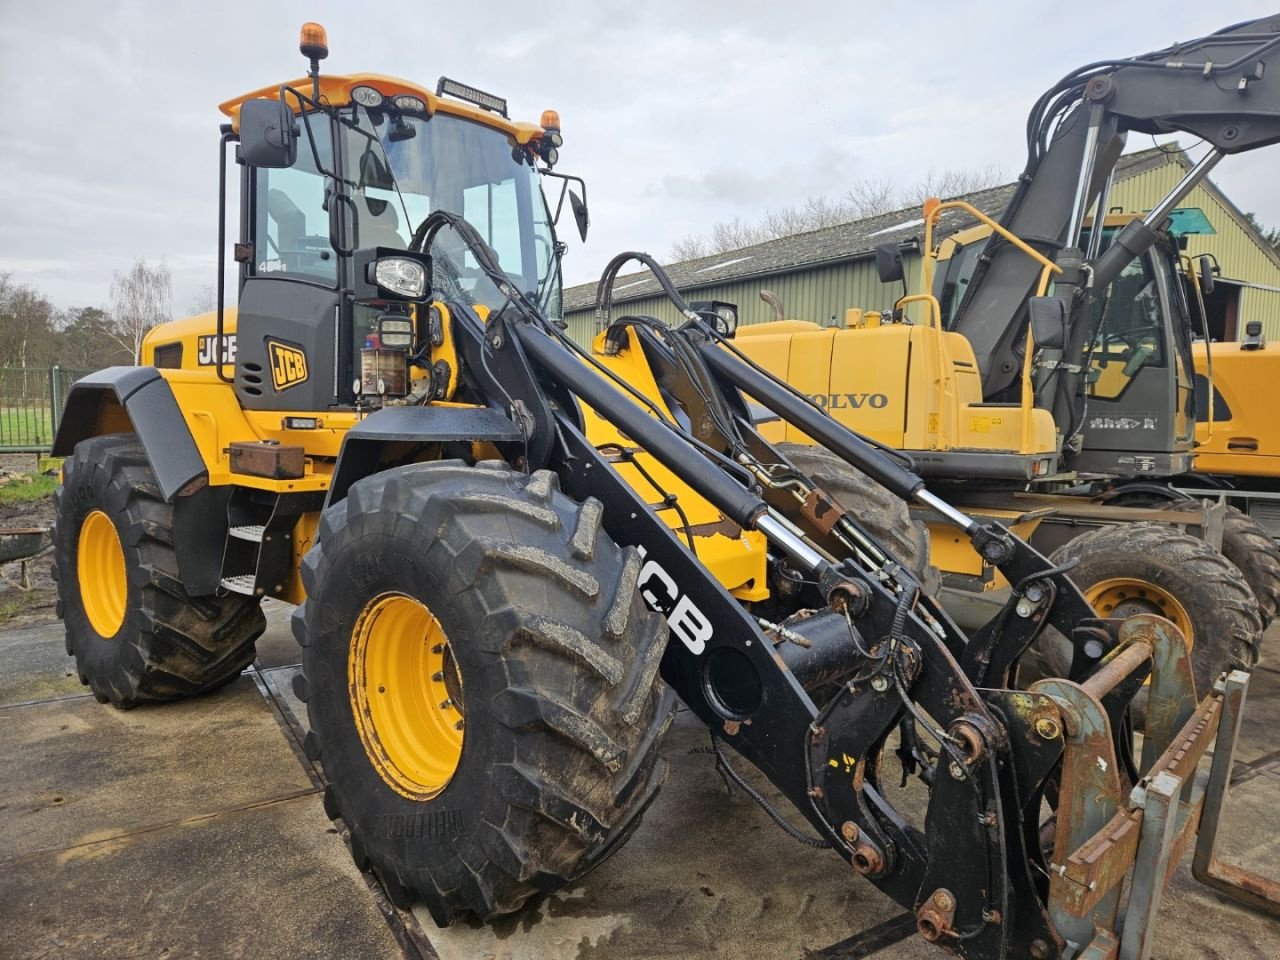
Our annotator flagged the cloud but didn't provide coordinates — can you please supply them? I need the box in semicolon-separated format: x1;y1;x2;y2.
1;0;1277;308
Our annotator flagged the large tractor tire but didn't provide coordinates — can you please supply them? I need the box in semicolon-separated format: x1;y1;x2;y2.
52;434;264;708
295;460;677;924
777;442;939;594
1025;522;1262;695
1217;505;1280;633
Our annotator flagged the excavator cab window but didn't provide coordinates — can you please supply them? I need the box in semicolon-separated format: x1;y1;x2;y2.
1086;254;1166;400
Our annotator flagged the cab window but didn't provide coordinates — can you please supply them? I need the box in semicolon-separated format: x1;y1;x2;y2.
250;120;338;284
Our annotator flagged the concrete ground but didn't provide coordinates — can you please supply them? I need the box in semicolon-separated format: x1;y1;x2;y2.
2;602;1278;960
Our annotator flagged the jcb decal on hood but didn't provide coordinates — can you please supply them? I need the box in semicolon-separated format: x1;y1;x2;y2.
635;545;712;655
268;340;309;391
197;334;237;366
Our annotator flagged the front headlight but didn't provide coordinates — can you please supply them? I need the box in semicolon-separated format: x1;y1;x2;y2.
374;258;427;299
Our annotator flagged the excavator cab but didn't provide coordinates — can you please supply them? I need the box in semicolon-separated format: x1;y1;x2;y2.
934;215;1199;476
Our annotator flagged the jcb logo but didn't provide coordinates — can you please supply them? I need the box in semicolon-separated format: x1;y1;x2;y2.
197;334;237;366
268;341;308;391
635;545;712;655
809;392;889;410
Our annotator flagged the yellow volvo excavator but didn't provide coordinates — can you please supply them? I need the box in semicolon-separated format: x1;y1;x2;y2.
731;17;1280;685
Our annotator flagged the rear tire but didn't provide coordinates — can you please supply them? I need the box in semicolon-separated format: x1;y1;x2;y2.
777;442;938;594
296;460;676;923
52;434;264;708
1025;522;1262;694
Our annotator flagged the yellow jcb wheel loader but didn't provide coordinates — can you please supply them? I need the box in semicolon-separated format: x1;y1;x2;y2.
51;21;1279;959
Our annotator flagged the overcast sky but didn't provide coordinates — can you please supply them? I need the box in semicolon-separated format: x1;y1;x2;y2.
2;1;1278;314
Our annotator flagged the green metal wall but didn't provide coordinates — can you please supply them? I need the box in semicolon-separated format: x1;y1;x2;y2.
565;256;924;344
1110;167;1280;339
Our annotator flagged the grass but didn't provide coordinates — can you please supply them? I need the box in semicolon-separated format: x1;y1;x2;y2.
0;473;57;504
0;592;34;622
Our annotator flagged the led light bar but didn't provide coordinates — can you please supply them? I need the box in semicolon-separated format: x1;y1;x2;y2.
435;76;508;117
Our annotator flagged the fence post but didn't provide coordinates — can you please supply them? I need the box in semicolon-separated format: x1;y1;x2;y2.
49;365;64;432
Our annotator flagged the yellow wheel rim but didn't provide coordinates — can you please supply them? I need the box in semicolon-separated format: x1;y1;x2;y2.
1083;577;1195;652
78;509;127;637
349;593;464;800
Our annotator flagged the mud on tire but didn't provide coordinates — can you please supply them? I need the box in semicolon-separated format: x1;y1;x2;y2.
1160;499;1280;638
53;434;264;708
295;460;677;923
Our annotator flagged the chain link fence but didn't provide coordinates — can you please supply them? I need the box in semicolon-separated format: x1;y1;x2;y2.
0;367;95;453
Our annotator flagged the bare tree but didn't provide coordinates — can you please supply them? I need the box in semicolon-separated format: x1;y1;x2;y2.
0;274;58;369
189;284;216;314
668;166;1006;261
109;259;172;362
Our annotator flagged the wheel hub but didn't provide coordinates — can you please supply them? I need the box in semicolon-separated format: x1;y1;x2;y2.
1084;577;1195;651
78;509;127;637
349;593;464;800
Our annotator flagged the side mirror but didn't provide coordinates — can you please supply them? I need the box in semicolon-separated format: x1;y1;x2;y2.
875;243;904;284
239;99;298;168
1027;296;1069;350
569;188;589;242
1198;254;1216;296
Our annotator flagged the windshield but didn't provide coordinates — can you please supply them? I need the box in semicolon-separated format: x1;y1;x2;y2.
343;107;562;319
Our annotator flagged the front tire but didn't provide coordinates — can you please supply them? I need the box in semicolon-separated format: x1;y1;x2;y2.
296;461;676;923
52;434;264;708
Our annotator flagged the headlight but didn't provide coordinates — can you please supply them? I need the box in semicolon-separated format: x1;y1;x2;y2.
378;317;414;348
374;258;427;298
351;85;384;108
392;94;426;112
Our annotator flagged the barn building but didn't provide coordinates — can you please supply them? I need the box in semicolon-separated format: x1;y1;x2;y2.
562;145;1280;345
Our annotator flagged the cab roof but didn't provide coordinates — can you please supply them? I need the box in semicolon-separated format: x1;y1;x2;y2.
218;73;545;145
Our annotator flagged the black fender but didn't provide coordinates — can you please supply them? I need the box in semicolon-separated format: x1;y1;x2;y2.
328;404;523;504
52;367;230;596
53;367;208;502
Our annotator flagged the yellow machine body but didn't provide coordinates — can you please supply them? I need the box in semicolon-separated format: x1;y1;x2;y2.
1191;341;1280;478
733;320;1057;461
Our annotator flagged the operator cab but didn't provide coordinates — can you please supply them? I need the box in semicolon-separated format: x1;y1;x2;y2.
218;26;586;413
934;213;1202;475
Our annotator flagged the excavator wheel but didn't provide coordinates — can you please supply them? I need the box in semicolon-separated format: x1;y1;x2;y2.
1109;487;1280;632
1025;522;1262;694
1214;505;1280;634
296;460;677;923
777;443;939;594
52;434;264;708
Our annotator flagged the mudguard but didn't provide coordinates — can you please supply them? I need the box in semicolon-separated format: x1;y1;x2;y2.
52;367;207;502
328;404;524;504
